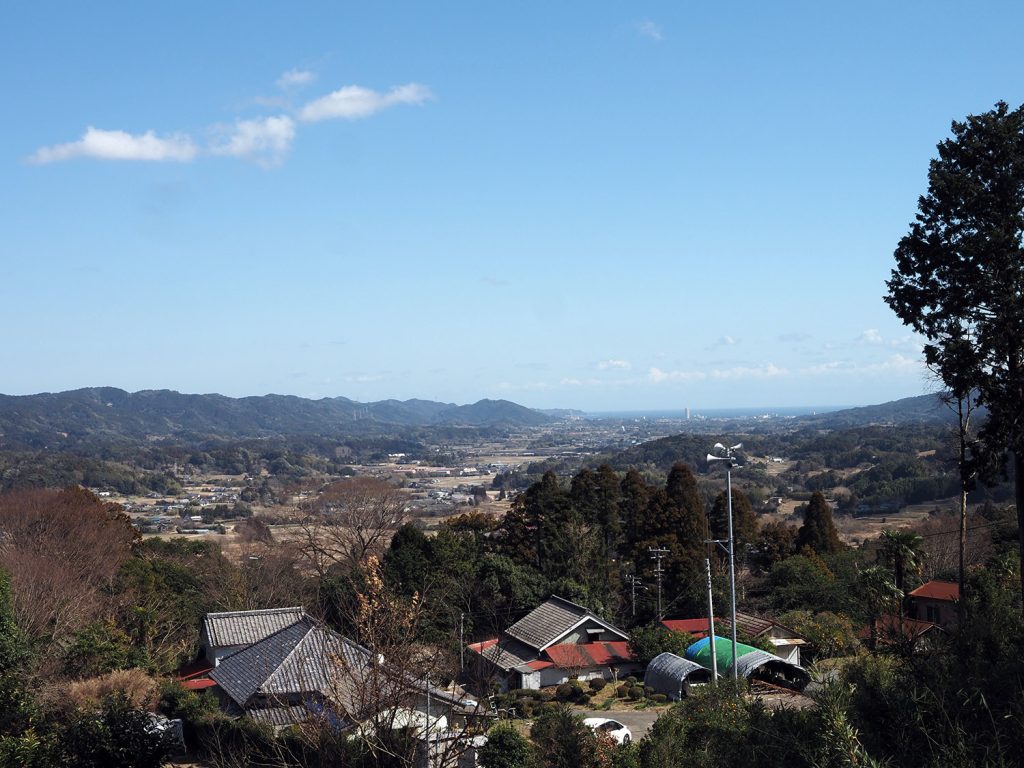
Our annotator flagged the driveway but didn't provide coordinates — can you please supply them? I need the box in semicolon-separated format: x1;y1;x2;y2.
578;708;663;741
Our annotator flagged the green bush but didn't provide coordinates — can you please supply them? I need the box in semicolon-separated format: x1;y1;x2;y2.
555;683;576;702
589;677;606;691
651;693;669;704
628;686;644;700
615;684;630;699
538;690;554;702
625;676;638;685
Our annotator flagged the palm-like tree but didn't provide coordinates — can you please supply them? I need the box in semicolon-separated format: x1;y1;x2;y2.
879;529;924;595
859;566;903;650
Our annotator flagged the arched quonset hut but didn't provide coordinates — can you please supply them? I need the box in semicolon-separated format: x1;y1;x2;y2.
685;636;809;691
643;652;714;701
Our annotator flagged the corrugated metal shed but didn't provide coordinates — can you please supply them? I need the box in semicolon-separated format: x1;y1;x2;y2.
203;607;306;648
644;652;713;700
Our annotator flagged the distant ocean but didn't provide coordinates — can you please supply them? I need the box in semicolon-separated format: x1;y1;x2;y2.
586;406;851;419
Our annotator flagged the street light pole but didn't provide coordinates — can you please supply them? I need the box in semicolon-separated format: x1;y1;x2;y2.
707;442;742;682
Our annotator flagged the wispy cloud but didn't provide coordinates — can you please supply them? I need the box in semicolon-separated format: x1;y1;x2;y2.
29;78;432;166
597;359;631;370
649;363;786;383
801;354;924;376
705;334;738;351
636;19;664;41
710;363;787;380
277;68;315;89
648;367;706;383
211;115;296;166
299;83;432;122
28;127;197;164
857;328;885;345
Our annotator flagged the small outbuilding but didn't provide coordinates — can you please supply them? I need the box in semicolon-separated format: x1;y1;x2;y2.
686;636;809;691
643;652;714;701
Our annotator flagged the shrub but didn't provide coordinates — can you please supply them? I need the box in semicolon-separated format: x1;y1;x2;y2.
615;684;630;699
628;686;644;700
625;676;638;685
555;683;576;702
651;693;669;704
589;677;606;691
538;689;554;702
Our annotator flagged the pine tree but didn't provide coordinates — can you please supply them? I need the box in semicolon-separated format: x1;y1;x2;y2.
795;492;843;556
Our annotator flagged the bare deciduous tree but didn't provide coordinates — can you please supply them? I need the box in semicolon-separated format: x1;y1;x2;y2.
295;477;408;577
0;487;137;650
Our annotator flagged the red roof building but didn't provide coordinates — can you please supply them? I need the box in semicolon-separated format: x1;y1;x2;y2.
908;580;959;628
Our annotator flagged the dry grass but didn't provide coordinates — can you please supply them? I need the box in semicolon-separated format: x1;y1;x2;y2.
55;669;159;713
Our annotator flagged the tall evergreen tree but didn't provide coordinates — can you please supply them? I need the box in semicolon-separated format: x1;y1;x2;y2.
709;489;758;550
795;492;843;556
620;467;651;552
630;464;708;616
885;101;1024;604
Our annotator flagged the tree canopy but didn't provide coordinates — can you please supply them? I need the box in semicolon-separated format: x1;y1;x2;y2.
885;100;1024;601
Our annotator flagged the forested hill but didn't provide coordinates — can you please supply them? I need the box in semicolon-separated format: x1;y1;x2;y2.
797;392;959;428
0;388;552;449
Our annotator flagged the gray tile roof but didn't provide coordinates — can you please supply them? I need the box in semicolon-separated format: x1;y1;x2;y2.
203;607;306;648
504;596;625;651
477;637;539;673
210;617;375;715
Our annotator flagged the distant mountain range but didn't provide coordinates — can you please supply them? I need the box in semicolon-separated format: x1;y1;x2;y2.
0;387;554;449
798;392;962;428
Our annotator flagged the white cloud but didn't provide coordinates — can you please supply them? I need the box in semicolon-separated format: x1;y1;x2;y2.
277;68;315;89
597;359;631;370
800;354;924;377
28;127;197;164
648;367;706;384
710;363;787;380
211;115;295;166
858;328;885;345
299;83;433;122
636;19;663;41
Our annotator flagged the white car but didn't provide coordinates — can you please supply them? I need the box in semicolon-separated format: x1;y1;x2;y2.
583;717;632;745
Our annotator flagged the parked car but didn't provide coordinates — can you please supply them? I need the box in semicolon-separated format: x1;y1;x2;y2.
583;717;632;745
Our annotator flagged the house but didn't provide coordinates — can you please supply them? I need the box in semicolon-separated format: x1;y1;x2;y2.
192;610;479;751
200;606;307;666
662;612;806;665
858;613;944;649
908;580;959;628
467;596;633;690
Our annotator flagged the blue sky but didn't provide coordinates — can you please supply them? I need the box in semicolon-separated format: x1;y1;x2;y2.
3;2;1023;410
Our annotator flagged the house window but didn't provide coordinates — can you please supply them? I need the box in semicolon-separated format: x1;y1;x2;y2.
586;628;603;641
925;605;940;623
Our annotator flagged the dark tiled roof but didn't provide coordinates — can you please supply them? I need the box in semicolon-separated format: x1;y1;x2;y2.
209;617;375;714
248;705;319;727
505;596;626;650
203;607;306;648
476;637;539;672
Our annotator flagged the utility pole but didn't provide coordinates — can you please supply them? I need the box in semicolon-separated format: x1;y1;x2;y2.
705;557;718;685
707;442;742;682
625;574;644;618
649;547;669;619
